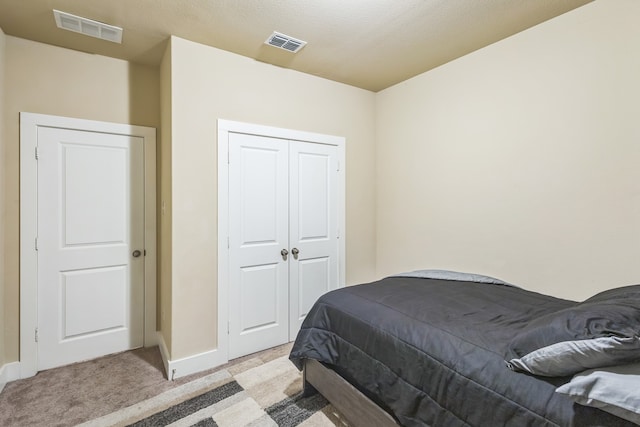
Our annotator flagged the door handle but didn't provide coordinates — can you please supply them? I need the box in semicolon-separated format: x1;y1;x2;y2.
132;250;142;258
291;248;299;259
281;249;289;261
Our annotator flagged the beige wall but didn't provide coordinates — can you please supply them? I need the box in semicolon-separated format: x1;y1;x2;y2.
0;26;6;367
5;0;633;369
167;36;376;359
159;41;173;353
375;0;640;300
3;36;160;363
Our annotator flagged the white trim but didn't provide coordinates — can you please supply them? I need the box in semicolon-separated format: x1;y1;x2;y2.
0;362;21;393
157;332;224;381
19;112;157;379
143;128;159;348
216;119;346;365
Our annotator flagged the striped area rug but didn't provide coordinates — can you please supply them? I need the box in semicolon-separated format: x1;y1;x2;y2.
78;356;350;427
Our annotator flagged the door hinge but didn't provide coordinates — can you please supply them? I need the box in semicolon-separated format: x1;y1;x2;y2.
227;321;230;334
337;160;340;172
35;328;38;343
35;146;39;160
35;237;38;251
144;249;147;256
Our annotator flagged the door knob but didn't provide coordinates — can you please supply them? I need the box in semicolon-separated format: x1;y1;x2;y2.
292;248;299;259
132;250;142;258
281;249;289;261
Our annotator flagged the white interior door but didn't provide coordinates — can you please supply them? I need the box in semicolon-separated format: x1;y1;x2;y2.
289;142;339;337
37;127;144;370
228;133;289;359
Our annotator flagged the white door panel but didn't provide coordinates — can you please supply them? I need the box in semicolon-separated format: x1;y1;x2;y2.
37;127;144;370
239;264;283;332
297;153;331;240
238;147;282;245
296;257;331;322
62;266;127;337
63;144;128;244
289;143;339;337
228;133;289;359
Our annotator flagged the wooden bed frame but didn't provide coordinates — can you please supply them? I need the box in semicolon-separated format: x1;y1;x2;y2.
302;359;399;427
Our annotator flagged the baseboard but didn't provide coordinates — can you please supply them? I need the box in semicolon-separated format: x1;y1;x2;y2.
0;362;21;393
156;332;227;381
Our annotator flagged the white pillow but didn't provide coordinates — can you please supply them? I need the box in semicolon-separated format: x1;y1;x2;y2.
556;362;640;425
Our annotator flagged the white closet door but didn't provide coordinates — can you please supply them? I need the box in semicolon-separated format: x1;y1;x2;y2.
288;142;339;338
37;127;144;370
228;132;289;359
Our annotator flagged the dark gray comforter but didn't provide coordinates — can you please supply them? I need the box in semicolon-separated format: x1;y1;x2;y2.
289;276;634;426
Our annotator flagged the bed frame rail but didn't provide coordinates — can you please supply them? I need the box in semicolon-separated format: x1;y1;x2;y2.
303;358;399;427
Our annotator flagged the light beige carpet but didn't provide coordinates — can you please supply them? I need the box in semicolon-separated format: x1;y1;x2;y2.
0;344;349;427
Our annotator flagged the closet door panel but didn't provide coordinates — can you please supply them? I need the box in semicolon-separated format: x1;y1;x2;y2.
228;133;289;359
289;142;339;337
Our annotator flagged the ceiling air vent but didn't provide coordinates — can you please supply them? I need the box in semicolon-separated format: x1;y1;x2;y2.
53;9;123;44
265;32;307;53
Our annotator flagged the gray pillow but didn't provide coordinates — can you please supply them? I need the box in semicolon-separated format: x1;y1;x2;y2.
507;285;640;359
506;336;640;377
506;284;640;376
556;362;640;425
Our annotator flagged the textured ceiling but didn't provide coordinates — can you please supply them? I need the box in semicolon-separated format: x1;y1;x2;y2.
0;0;593;92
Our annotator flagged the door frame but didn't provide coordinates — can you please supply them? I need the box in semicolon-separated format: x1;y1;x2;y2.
217;119;346;362
19;112;157;378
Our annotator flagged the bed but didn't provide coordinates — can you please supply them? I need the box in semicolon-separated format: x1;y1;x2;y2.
289;271;640;426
